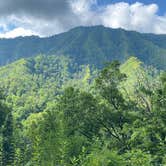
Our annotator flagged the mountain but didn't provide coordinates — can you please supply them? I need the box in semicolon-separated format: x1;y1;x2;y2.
0;25;165;69
0;26;165;165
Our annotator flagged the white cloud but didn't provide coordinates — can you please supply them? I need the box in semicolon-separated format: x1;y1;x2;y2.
0;1;166;38
0;27;36;38
100;2;161;33
71;0;95;13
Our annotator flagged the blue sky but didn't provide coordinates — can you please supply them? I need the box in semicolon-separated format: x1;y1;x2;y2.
0;0;166;38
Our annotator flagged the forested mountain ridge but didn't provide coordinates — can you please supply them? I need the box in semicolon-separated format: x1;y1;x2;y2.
0;25;166;69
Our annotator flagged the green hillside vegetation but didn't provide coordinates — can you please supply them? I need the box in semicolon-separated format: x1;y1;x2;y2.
0;54;165;165
120;56;143;94
0;55;95;120
0;26;166;69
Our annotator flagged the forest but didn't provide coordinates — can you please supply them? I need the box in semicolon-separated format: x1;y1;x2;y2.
0;55;165;166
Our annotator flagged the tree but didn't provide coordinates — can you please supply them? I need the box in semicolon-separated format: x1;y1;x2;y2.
0;92;8;128
2;112;15;166
95;61;127;109
95;61;135;152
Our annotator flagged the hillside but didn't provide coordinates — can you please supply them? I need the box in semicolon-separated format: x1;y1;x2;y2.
0;54;165;165
0;26;165;166
0;54;155;120
0;26;165;69
0;55;95;120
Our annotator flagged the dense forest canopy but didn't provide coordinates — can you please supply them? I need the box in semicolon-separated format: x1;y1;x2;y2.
0;53;165;165
0;26;166;69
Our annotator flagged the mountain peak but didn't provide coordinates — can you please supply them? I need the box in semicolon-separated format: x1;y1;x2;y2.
0;25;165;69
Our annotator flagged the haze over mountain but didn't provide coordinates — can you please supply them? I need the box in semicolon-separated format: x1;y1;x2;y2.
0;26;165;69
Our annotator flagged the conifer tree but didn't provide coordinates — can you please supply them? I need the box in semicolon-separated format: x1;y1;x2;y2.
2;112;15;166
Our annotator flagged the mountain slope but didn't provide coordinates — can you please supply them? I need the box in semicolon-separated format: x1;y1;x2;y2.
0;54;156;121
0;55;71;119
0;55;95;119
0;26;165;69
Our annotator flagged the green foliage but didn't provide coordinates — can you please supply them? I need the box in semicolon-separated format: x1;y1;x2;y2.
0;26;165;69
123;149;152;166
82;149;125;166
0;54;165;165
0;93;8;128
0;55;86;120
2;112;15;166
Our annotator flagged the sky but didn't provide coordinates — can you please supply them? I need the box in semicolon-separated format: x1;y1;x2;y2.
0;0;166;38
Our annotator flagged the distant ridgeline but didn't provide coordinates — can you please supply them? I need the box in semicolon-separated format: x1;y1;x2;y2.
0;26;165;69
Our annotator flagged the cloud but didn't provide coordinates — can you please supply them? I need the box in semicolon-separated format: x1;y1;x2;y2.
0;27;36;38
100;2;161;33
0;0;166;38
0;0;71;19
